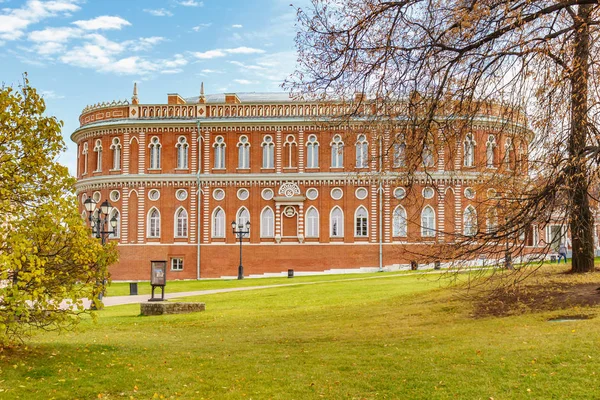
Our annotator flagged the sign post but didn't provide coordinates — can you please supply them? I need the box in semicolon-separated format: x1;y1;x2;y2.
149;260;167;301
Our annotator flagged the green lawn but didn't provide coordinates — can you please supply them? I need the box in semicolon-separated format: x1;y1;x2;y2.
2;267;600;399
104;270;420;296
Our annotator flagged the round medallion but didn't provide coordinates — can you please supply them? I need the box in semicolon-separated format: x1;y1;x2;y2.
213;189;225;201
355;187;368;200
176;189;188;201
394;187;406;200
331;188;343;200
261;188;274;200
306;188;318;200
422;187;435;199
237;188;250;201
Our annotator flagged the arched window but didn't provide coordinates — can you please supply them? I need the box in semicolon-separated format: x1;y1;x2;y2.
393;135;406;167
393;206;407;237
176;136;189;169
331;134;344;168
94;139;102;172
421;206;436;237
260;207;274;238
504;138;513;170
213;136;226;169
212;207;225;238
486;135;496;168
422;143;434;167
82;142;89;174
330;207;344;237
237;135;250;169
355;134;368;168
175;207;188;238
109;209;120;238
149;136;161;169
463;206;478;236
306;135;319;168
237;207;250;236
305;207;319;237
262;135;274;169
486;207;498;235
147;208;160;238
355;206;368;237
463;133;476;167
110;138;121;170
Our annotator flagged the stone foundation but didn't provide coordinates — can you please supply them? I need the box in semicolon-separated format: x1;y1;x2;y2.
140;302;206;316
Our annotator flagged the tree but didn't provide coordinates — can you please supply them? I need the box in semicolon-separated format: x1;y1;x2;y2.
285;0;600;273
0;75;117;345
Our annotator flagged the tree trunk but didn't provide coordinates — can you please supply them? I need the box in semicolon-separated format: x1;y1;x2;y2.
569;4;595;273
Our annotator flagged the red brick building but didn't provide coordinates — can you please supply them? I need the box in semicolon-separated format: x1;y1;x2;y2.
73;85;540;280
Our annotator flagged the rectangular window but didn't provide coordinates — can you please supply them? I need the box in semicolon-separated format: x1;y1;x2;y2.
171;257;183;271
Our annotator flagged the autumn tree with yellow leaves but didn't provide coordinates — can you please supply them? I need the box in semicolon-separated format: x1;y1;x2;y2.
0;76;117;345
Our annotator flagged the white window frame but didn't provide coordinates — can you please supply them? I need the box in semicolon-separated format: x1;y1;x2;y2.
486;135;496;168
110;137;121;170
147;207;161;238
463;206;478;236
262;135;275;169
213;136;226;169
421;206;436;237
237;135;250;169
170;257;184;271
174;207;188;238
108;208;120;238
212;207;225;238
260;207;274;238
393;205;407;237
355;206;368;237
355;134;368;168
149;136;162;170
331;134;344;168
463;133;476;167
176;136;189;169
94;139;103;172
305;207;319;238
306;135;319;168
330;206;344;237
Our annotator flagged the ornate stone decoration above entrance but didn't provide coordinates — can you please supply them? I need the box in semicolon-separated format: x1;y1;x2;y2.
278;182;301;198
283;206;297;218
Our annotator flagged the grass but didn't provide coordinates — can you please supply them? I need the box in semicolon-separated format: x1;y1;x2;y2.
104;270;419;296
2;265;600;399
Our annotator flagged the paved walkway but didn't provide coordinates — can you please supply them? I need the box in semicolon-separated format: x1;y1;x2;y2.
88;267;486;308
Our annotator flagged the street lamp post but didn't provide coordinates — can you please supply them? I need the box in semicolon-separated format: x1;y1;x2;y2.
231;220;250;280
83;198;117;309
83;198;117;245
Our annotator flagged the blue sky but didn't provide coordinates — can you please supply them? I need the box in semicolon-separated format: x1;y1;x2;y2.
0;0;306;175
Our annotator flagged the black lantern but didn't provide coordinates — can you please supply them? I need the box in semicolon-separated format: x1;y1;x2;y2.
232;220;251;279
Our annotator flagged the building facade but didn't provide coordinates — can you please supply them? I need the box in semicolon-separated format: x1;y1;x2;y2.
73;86;538;280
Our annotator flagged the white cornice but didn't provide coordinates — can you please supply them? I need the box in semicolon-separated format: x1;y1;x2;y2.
74;170;508;192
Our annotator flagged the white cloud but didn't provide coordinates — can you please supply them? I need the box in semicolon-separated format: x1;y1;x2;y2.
232;24;243;28
192;47;265;60
143;8;173;17
192;49;226;59
178;0;203;6
125;36;165;52
29;26;80;43
226;46;265;55
192;23;211;31
72;15;131;30
0;0;80;42
234;79;259;85
201;69;223;73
